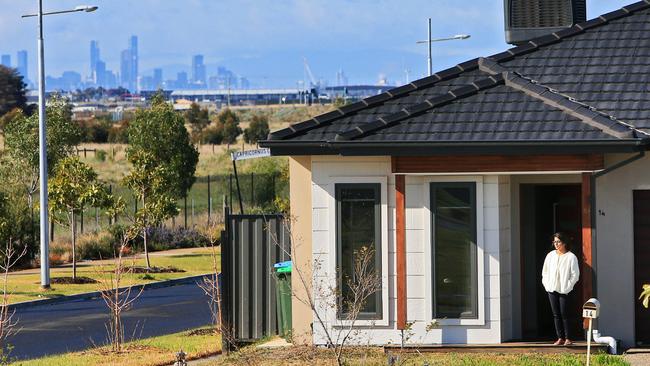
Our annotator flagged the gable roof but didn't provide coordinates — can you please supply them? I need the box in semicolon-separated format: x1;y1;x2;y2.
261;1;650;156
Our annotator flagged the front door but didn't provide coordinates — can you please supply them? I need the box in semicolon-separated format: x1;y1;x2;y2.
633;190;650;345
520;184;583;340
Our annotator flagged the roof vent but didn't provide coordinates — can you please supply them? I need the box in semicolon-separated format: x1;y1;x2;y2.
504;0;586;45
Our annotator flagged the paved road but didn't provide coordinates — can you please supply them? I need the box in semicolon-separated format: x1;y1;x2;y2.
7;279;213;360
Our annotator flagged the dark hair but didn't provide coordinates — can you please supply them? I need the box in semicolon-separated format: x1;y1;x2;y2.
552;232;572;251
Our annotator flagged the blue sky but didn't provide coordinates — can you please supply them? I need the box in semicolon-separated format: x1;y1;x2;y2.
0;0;634;88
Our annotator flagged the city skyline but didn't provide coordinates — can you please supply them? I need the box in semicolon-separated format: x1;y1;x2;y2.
0;1;634;89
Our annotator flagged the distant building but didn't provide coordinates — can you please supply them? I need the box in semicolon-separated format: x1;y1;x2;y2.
170;88;309;106
1;55;10;68
153;68;163;89
176;71;188;89
17;50;28;82
192;55;206;86
130;36;138;90
120;49;132;90
46;71;82;91
119;36;138;91
90;40;100;82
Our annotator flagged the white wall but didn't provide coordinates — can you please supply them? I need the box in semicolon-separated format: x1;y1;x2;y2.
310;155;504;345
595;153;650;348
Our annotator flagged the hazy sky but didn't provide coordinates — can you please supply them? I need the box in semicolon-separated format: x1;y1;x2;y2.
0;0;634;87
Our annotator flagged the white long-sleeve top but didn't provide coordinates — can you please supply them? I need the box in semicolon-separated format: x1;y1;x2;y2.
541;250;580;294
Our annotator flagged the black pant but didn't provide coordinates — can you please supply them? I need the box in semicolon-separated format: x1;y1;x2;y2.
547;291;571;339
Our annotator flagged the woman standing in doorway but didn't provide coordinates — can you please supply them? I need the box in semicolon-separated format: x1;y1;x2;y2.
542;232;580;346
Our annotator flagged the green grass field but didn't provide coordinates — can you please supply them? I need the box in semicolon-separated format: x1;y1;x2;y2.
15;327;220;366
7;247;218;304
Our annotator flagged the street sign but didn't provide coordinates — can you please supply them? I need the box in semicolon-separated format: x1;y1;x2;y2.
231;148;271;161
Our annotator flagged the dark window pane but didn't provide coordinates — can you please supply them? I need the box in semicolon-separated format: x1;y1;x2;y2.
336;183;381;319
432;183;478;319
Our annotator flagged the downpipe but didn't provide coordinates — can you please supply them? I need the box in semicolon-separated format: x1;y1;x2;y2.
592;329;617;355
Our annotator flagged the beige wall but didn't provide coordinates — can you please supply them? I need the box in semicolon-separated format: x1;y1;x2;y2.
289;156;313;345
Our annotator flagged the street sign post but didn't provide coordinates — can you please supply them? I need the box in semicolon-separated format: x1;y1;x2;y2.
230;148;272;214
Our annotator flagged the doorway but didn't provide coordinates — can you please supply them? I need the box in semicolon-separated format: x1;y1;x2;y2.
633;190;650;346
520;184;583;340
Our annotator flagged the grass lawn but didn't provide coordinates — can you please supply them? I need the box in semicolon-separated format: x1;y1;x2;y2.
7;247;219;304
211;345;629;366
14;327;221;366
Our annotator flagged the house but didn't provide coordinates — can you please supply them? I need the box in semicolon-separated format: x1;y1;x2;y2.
260;1;650;348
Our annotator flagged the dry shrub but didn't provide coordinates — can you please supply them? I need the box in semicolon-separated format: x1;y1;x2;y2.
77;230;116;260
49;240;72;265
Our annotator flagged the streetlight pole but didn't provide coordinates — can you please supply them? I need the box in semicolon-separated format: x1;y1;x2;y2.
417;18;470;76
23;2;98;289
36;0;49;289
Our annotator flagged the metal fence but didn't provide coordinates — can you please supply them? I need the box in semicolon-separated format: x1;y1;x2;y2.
51;172;288;241
220;207;291;348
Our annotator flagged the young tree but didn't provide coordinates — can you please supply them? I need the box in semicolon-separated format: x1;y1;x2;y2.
216;108;242;144
124;94;198;269
185;102;211;139
2;95;81;245
243;114;270;144
48;157;112;280
123;150;178;269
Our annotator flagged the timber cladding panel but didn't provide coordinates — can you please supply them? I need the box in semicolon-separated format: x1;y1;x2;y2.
391;154;604;173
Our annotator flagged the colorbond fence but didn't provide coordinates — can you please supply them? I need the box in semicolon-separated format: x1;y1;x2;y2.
220;207;291;348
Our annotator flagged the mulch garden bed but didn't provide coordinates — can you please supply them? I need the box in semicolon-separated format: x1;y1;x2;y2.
51;276;99;284
128;266;186;274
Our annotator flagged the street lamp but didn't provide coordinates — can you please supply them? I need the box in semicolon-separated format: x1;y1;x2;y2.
416;18;470;76
22;1;98;289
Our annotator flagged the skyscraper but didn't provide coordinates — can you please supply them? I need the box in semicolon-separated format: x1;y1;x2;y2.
96;60;106;86
90;40;100;82
192;55;206;86
1;55;10;68
120;49;132;90
119;36;139;92
153;68;163;89
17;50;28;81
130;36;138;91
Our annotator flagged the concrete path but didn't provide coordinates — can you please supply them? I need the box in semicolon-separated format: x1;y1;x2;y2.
624;349;650;366
7;279;213;361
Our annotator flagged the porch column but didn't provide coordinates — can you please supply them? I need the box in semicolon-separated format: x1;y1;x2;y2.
581;173;594;300
395;174;407;330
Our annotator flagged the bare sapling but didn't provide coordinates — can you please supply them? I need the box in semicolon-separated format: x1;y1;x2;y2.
96;227;144;353
0;237;27;361
267;216;381;366
197;221;223;339
197;220;252;363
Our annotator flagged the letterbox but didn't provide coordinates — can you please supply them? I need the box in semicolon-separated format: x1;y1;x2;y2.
583;298;600;319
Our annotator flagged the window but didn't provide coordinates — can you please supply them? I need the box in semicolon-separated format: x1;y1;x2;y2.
335;183;382;320
431;182;478;319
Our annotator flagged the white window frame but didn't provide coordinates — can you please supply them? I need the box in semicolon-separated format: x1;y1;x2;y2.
325;176;389;326
423;176;485;326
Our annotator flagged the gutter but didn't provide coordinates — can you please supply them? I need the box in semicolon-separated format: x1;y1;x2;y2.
261;139;649;156
589;150;646;297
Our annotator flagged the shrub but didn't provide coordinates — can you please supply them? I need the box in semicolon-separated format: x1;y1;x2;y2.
243;114;270;144
95;149;107;162
49;241;72;265
147;226;211;250
76;231;116;260
201;125;224;145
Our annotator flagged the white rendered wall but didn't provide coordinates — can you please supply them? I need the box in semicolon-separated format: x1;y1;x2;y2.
594;153;650;348
310;155;504;345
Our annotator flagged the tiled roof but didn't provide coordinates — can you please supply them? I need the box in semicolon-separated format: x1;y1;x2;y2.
262;1;650;154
